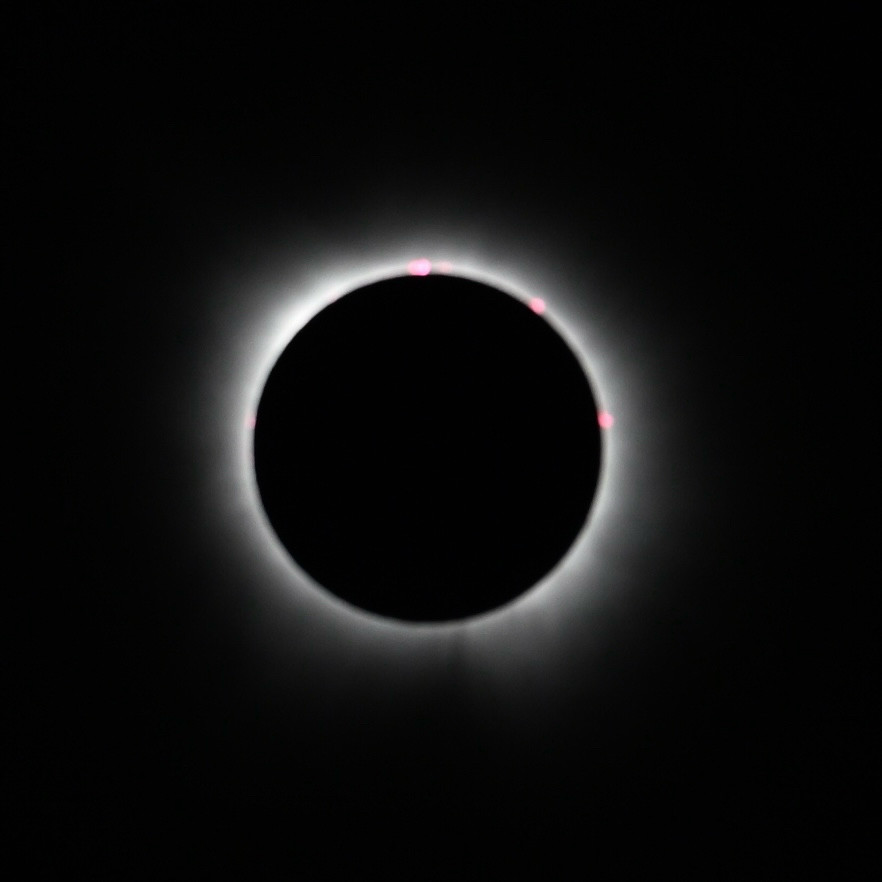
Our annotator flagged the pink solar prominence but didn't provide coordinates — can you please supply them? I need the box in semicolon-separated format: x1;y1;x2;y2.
407;258;432;276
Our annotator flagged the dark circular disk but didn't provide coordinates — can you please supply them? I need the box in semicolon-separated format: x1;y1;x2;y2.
253;274;602;622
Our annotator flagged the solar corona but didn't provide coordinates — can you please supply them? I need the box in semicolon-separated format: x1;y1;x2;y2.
195;227;668;669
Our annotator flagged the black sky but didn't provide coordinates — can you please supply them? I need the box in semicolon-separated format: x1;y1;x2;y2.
11;5;871;876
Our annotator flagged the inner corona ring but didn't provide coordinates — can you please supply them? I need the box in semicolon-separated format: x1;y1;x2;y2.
253;272;602;622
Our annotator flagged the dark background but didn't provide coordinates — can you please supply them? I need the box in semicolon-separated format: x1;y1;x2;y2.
11;5;870;875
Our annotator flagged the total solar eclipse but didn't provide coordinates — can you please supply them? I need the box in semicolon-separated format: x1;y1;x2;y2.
253;272;602;622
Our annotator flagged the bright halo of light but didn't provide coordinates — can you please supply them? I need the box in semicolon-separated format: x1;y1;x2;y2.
189;219;675;689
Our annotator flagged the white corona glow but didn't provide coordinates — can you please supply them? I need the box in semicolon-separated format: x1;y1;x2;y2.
188;219;677;694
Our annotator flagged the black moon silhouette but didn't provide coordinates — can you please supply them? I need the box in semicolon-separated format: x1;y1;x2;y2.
253;274;602;621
